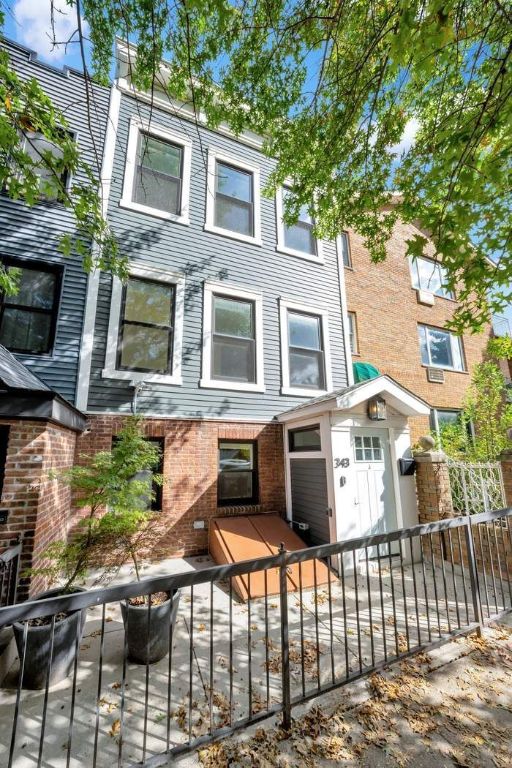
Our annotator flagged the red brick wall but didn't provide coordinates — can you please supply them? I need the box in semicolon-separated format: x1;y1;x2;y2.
75;416;286;558
0;420;77;599
344;221;491;443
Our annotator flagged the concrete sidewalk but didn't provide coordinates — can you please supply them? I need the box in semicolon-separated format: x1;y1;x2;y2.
191;620;512;768
0;553;509;767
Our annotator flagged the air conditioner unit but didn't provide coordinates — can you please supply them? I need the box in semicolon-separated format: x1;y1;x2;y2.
417;289;435;306
427;367;445;383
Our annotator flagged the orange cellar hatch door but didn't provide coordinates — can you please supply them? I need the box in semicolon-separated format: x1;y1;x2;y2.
209;514;333;601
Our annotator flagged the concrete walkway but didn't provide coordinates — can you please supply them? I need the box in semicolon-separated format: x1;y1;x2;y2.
0;553;508;767
190;620;512;768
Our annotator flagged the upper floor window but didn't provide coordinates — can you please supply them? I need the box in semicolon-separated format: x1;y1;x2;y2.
102;264;185;385
117;277;175;374
205;151;262;245
0;259;61;355
120;118;192;224
201;281;265;392
23;130;70;201
276;186;322;262
418;324;465;371
212;294;256;383
279;298;332;396
340;232;352;267
347;311;358;355
288;311;326;390
410;257;453;299
282;187;316;256
215;162;254;237
133;133;183;215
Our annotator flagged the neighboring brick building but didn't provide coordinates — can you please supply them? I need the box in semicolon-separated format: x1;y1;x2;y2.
343;217;492;443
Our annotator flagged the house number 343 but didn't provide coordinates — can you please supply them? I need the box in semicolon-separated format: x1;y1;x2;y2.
334;458;350;468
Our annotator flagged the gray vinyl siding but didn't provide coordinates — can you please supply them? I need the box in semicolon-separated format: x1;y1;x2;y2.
87;89;349;419
0;39;109;403
290;458;330;545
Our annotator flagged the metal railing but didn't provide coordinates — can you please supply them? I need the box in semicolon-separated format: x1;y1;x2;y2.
448;460;506;515
0;509;511;767
0;543;21;609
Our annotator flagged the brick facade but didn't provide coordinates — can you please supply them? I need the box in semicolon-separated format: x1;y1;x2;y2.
75;416;286;558
0;420;77;599
344;221;491;443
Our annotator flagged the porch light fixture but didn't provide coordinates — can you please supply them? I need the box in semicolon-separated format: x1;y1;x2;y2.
367;395;387;421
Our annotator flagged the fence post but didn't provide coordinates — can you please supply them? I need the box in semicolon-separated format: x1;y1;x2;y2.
278;543;292;730
464;515;483;637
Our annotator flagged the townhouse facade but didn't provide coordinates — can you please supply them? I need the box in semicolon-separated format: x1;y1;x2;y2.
1;38;484;595
343;217;492;444
0;39;110;594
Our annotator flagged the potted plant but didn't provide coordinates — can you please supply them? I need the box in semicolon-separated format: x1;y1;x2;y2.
12;417;169;687
100;507;180;665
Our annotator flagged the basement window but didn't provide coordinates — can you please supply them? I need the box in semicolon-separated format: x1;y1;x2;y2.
218;440;258;505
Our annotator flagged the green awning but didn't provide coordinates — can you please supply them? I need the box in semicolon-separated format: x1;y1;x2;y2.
353;362;381;383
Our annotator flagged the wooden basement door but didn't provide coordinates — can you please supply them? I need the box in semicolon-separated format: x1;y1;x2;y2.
209;514;332;600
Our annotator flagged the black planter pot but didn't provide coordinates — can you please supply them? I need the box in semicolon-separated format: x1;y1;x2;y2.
120;589;180;664
12;587;87;690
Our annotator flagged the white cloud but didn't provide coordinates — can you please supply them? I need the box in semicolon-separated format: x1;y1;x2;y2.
389;118;420;156
13;0;88;62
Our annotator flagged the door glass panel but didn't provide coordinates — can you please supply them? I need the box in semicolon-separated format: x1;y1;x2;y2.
354;434;384;462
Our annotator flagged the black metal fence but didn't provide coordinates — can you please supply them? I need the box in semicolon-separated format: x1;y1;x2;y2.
0;508;511;768
0;543;21;609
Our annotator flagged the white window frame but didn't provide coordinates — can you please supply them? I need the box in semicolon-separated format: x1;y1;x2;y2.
418;324;465;372
347;311;359;355
200;280;265;392
204;149;262;246
409;256;454;300
102;263;185;385
279;297;333;397
119;117;192;224
275;185;323;263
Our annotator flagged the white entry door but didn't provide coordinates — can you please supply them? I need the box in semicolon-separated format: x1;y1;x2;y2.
352;428;397;557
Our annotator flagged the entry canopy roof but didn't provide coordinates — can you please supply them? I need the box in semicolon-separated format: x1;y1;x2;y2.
277;375;431;423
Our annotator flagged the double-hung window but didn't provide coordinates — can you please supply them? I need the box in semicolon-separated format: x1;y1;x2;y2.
205;151;261;244
410;257;453;299
120;119;192;223
117;277;176;374
0;259;61;354
201;282;264;392
288;311;326;390
22;130;70;201
340;232;352;267
212;294;256;383
418;324;465;371
347;311;358;355
218;440;258;505
280;299;332;395
214;161;254;237
103;265;185;385
281;187;317;256
133;132;183;215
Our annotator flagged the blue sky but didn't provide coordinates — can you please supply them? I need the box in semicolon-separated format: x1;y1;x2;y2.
2;0;90;71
